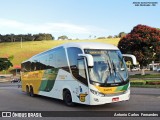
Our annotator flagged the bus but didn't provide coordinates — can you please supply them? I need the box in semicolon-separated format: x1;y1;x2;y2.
21;42;137;106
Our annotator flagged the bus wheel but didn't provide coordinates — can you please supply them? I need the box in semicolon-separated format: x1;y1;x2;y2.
26;86;30;95
30;86;35;97
63;90;74;106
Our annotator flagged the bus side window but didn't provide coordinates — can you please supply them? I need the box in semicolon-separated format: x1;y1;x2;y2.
24;61;31;72
55;47;69;71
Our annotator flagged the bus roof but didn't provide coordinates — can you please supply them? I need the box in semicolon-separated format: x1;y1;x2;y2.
61;42;118;50
22;42;118;63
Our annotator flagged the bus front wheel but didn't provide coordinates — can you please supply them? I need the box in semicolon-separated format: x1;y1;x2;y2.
63;90;74;106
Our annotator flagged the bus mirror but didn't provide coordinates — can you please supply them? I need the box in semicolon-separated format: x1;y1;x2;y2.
78;54;94;67
122;54;138;65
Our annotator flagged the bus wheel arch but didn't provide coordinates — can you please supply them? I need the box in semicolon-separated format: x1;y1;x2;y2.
63;89;74;106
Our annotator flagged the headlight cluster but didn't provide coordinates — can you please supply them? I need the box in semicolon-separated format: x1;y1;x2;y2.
90;88;129;97
90;89;105;97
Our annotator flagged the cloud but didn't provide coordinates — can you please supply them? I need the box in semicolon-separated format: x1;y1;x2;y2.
0;18;107;38
0;19;23;28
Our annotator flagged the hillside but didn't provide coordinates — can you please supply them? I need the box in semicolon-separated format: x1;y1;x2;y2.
0;38;120;69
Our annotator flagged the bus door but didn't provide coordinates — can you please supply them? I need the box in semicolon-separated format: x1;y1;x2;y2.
77;58;89;104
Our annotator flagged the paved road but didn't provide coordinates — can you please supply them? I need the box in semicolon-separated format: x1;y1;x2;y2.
0;82;160;120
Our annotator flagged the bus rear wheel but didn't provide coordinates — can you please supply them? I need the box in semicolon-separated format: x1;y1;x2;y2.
63;90;74;106
30;86;35;97
26;86;30;95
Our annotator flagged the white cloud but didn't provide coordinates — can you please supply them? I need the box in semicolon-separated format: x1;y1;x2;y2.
46;23;91;34
0;19;24;27
0;18;107;38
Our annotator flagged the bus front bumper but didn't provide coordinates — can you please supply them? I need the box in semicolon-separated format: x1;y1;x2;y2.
89;89;130;105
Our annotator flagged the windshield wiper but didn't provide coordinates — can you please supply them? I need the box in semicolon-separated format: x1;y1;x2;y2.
112;61;124;82
104;60;112;84
112;61;116;74
107;61;112;75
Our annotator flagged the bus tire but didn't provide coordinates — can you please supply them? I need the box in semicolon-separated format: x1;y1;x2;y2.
30;86;35;97
26;86;30;95
63;90;74;106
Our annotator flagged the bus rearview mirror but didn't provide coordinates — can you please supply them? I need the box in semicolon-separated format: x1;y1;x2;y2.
122;54;137;65
78;54;94;67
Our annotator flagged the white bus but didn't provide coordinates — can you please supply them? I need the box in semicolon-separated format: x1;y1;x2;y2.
21;42;137;106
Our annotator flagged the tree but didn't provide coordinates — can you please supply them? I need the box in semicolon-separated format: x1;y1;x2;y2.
33;33;53;41
107;35;113;38
0;34;2;42
58;35;68;40
0;33;54;42
118;24;160;68
0;58;13;71
97;37;106;39
45;34;54;40
118;32;127;38
113;35;119;38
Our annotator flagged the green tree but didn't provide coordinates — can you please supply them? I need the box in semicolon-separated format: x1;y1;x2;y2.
97;37;106;39
33;33;54;41
0;58;13;71
118;24;160;68
107;35;112;38
58;35;68;40
0;33;54;42
45;34;54;40
118;32;127;38
113;35;119;38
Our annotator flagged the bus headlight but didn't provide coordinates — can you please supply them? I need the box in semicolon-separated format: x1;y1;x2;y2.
90;89;105;97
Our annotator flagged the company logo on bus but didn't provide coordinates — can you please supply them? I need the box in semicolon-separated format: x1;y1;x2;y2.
77;93;88;102
104;88;112;92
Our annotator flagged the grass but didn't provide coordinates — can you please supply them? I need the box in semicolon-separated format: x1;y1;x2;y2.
130;79;160;88
131;84;160;88
0;38;120;67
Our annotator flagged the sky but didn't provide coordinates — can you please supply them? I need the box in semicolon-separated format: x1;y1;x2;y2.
0;0;159;39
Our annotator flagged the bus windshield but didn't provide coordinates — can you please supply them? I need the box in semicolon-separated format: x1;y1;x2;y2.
84;49;128;84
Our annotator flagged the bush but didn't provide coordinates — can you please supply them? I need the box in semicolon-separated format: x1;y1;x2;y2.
146;81;160;85
130;82;144;85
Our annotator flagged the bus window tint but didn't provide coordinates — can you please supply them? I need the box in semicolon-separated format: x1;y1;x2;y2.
55;47;68;69
22;47;69;72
